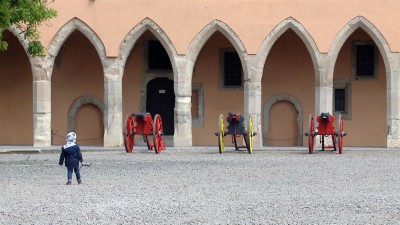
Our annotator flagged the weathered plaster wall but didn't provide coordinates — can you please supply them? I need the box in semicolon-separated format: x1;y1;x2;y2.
39;0;400;56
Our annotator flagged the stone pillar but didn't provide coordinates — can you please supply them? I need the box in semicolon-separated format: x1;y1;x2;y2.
244;80;262;148
315;55;333;115
32;57;52;147
103;59;123;147
387;54;400;147
173;56;192;147
244;55;262;148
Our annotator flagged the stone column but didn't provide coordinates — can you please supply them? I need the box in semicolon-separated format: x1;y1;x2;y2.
244;55;262;148
244;81;262;148
315;55;333;115
387;54;400;147
173;56;192;147
103;59;123;147
32;56;52;147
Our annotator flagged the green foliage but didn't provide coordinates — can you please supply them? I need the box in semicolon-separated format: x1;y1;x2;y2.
0;0;57;56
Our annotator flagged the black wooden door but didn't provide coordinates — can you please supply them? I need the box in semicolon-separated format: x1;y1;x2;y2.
146;78;175;135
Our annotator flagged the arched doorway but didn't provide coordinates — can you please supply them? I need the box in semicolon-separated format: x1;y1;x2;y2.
267;101;298;146
146;78;175;135
264;94;303;146
75;104;104;146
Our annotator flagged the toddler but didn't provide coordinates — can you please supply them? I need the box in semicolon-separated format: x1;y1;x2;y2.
59;132;83;185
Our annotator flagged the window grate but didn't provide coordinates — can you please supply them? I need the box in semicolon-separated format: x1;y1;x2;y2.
223;51;242;87
335;88;346;112
356;44;375;76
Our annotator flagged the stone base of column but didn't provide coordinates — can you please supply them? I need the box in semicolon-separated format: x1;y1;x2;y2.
387;138;400;148
33;113;51;147
387;119;400;148
173;135;192;147
104;132;123;147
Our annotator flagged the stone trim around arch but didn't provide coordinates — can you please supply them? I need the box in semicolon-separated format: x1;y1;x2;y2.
186;19;248;79
255;17;321;83
263;93;303;146
67;96;105;132
47;18;107;70
6;25;30;54
328;16;392;73
118;18;178;78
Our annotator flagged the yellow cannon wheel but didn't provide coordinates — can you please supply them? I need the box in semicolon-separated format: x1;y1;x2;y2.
218;114;225;153
247;116;253;154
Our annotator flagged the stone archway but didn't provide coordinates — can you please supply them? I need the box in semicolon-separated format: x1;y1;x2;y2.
67;96;105;132
328;16;395;146
264;93;303;146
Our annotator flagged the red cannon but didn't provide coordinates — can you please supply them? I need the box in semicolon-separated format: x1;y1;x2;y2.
304;112;347;154
124;113;166;154
215;112;256;154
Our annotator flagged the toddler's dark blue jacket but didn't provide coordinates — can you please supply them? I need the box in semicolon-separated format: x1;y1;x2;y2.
59;145;83;168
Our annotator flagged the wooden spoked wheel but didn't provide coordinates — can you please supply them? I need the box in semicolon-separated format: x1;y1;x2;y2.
308;114;315;154
153;114;165;154
246;116;253;154
124;114;135;153
145;119;153;150
218;114;225;154
338;114;344;154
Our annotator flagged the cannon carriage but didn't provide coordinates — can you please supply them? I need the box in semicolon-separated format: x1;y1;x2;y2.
304;112;347;154
124;113;166;154
215;112;256;154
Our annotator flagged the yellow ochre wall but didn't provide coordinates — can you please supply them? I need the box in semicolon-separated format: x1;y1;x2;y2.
192;32;244;146
0;31;33;145
51;31;104;146
262;30;315;147
333;29;386;147
39;0;400;56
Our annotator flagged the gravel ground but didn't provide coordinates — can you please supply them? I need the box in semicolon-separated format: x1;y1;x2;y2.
1;148;400;224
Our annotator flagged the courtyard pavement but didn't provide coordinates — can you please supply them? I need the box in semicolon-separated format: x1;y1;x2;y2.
0;146;400;224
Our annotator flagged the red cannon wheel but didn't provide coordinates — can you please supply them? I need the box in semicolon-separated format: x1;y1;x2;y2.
144;119;153;150
153;114;165;154
124;114;135;153
338;114;344;154
308;114;315;154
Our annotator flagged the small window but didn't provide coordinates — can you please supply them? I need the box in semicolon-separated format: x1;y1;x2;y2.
221;50;242;88
334;89;345;112
333;80;351;120
192;83;204;128
354;43;376;78
192;90;198;119
148;40;172;71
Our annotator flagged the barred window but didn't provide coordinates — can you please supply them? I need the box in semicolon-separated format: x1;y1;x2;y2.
222;51;242;87
333;80;351;120
334;88;346;112
354;43;376;78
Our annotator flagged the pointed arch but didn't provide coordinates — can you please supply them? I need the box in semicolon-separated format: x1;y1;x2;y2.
118;18;178;78
256;17;321;82
47;18;107;67
186;20;248;78
328;16;392;73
